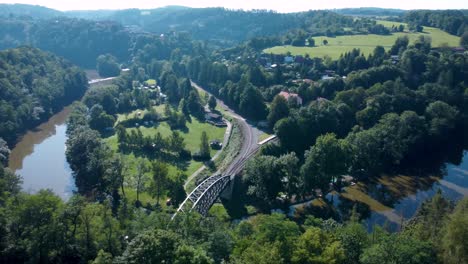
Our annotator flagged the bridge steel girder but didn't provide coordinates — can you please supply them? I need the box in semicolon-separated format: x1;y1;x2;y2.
173;174;231;219
192;175;231;216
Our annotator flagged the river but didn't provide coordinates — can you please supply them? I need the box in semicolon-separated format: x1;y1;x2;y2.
7;74;117;200
319;151;468;231
8;106;75;200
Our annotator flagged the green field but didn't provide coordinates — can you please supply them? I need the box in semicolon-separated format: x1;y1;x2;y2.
116;104;166;122
104;105;227;205
263;20;460;60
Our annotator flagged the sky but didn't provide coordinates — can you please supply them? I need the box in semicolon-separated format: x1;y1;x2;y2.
1;0;467;12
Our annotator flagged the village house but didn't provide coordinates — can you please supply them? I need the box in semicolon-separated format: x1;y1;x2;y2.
205;112;222;122
279;91;303;105
205;112;227;127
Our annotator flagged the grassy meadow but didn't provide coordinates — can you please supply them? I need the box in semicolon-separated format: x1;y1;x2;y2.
263;20;460;60
104;104;226;205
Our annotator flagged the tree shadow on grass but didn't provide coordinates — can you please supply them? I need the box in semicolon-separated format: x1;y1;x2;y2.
119;147;191;171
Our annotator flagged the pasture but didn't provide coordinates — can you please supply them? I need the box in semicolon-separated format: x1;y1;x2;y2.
263;20;460;60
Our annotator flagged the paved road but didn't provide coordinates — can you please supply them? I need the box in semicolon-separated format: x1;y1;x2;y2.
191;81;261;177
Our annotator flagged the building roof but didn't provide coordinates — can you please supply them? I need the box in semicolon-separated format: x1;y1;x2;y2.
279;91;300;100
205;113;221;120
279;91;303;105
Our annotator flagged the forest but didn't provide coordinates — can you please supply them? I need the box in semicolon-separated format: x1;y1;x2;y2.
0;16;132;68
0;46;88;145
0;4;467;264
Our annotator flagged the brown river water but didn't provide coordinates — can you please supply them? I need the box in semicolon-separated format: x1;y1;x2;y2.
8;106;75;200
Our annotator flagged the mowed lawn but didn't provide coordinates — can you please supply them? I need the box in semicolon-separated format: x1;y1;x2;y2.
106;111;226;175
104;108;226;205
263;20;460;59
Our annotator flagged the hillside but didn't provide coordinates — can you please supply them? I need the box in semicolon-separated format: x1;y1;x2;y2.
264;20;461;59
0;5;356;46
333;7;407;17
0;17;132;68
0;47;88;144
0;3;61;19
93;8;353;44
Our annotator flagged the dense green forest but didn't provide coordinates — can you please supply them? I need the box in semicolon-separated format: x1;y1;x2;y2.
0;163;467;263
0;16;131;68
0;4;467;263
0;47;88;145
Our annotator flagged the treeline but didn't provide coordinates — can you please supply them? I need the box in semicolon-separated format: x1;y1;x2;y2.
116;125;190;159
87;8;357;45
0;4;389;47
404;10;468;36
0;5;356;47
0;47;88;145
334;7;406;17
0;3;61;19
0;163;466;263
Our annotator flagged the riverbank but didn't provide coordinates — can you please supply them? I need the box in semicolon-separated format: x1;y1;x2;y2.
8;72;119;200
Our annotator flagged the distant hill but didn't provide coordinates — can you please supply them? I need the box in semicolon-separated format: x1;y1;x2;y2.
0;17;132;68
63;10;117;20
64;5;190;20
0;5;354;45
333;7;407;17
0;4;61;19
65;7;355;45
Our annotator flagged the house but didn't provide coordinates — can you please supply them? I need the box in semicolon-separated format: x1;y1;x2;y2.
292;79;314;85
321;75;334;81
391;55;400;63
205;112;227;127
279;91;303;105
205;113;222;122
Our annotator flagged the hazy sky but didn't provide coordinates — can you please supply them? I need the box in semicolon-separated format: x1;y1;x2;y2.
1;0;467;12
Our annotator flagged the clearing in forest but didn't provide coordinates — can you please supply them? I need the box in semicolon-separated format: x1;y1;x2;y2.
263;20;460;60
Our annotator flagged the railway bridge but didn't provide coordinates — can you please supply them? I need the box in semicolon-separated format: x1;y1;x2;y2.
172;82;276;219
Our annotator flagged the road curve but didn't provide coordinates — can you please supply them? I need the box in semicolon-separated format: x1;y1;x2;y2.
171;82;262;218
191;81;260;177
